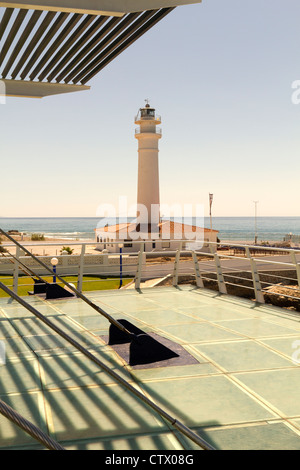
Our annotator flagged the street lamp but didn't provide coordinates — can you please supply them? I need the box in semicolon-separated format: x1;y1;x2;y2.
118;243;123;288
209;193;213;234
51;257;58;283
253;201;259;244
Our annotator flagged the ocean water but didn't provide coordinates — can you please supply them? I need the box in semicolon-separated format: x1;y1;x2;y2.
0;217;299;242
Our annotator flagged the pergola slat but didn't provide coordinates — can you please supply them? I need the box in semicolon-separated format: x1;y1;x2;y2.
20;11;69;79
45;14;108;82
80;7;174;85
0;4;177;97
37;14;96;81
11;10;56;78
55;15;122;83
2;9;42;77
29;12;83;80
0;8;27;67
65;10;153;84
0;7;13;41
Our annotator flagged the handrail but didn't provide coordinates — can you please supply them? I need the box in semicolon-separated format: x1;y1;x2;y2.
0;281;214;451
1;228;300;308
1;237;299;253
0;396;65;451
0;228;135;339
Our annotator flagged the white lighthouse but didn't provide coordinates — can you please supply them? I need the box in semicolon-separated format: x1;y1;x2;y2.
95;101;219;253
135;101;162;234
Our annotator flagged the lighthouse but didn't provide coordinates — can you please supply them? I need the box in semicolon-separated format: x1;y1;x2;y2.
135;101;162;235
95;101;219;253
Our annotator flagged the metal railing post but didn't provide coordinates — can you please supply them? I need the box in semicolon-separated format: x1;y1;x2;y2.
172;242;182;287
245;247;265;303
135;242;144;289
13;246;20;294
192;251;204;288
77;244;86;293
210;246;227;294
290;250;300;290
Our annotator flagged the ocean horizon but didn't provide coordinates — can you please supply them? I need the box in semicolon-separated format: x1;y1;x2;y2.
0;216;299;242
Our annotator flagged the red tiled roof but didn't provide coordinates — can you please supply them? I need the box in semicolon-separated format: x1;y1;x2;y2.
96;220;218;234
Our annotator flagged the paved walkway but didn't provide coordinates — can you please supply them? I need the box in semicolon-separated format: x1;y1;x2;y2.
0;286;300;450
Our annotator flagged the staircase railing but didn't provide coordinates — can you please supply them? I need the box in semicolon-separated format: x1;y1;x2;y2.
0;279;214;451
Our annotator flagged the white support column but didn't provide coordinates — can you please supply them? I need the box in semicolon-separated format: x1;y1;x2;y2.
245;247;265;303
135;242;144;289
210;246;227;294
192;251;204;288
77;244;86;293
13;246;20;295
172;242;182;287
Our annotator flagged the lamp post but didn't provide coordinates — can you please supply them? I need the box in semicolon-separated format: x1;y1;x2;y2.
253;201;259;244
209;193;213;234
51;257;58;283
118;243;123;288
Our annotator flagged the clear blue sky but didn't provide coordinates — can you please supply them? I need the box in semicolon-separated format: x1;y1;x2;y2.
1;0;300;218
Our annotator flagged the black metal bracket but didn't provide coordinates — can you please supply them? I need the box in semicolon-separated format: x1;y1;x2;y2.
108;319;179;366
46;283;76;300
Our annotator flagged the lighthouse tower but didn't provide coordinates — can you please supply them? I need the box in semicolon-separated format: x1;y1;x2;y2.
135;101;162;234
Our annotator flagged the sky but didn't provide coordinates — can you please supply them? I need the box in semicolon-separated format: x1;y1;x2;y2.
0;0;300;218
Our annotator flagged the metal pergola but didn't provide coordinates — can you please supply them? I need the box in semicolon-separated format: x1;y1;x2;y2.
0;1;201;97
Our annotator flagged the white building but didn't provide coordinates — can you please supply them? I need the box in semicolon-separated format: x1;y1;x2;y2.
95;102;218;253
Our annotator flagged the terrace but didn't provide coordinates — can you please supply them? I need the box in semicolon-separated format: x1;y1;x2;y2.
0;235;300;450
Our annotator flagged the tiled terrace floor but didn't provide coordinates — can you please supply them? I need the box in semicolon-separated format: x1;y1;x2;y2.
1;285;300;450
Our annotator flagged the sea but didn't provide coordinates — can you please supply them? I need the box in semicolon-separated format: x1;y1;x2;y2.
0;217;300;243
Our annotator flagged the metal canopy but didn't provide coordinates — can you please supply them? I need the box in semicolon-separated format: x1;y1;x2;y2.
0;2;196;97
0;1;201;16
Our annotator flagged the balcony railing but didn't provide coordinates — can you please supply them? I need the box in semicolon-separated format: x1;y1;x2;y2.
135;127;162;136
0;230;300;311
134;114;161;122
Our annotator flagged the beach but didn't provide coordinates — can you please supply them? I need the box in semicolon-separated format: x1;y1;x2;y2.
0;234;97;256
0;233;294;259
0;216;299;258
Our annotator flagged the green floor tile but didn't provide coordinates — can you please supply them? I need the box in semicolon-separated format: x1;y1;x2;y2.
193;340;295;372
45;385;168;441
1;286;300;450
132;363;219;382
260;337;300;362
138;375;275;427
0;318;19;339
125;309;195;326
195;422;300;450
1;336;35;360
0;358;41;394
177;305;256;322
158;322;242;344
0;392;47;448
235;368;300;416
10;317;55;337
64;432;185;450
214;318;297;338
39;351;131;389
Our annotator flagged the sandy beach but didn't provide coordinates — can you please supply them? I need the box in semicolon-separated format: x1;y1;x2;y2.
0;233;293;259
0;234;97;257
